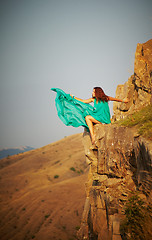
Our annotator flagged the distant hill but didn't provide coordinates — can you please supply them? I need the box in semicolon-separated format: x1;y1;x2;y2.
0;146;35;159
0;133;88;240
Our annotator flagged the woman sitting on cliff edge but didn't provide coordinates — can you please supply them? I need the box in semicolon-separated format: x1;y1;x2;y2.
51;87;128;144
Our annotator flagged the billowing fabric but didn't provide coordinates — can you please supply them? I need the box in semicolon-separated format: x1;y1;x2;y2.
51;88;111;130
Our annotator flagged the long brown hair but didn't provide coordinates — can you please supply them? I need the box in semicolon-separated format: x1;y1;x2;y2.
94;87;109;102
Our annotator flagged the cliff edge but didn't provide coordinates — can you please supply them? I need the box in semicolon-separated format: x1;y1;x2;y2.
77;39;152;240
78;125;152;240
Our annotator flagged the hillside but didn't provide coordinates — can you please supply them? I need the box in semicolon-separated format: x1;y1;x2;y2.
0;133;88;240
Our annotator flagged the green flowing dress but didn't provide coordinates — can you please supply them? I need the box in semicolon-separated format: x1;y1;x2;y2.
51;88;111;130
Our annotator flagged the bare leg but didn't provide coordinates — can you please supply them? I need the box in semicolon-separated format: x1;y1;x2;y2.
85;115;101;144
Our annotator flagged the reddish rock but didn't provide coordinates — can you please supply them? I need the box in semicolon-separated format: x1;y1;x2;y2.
113;39;152;121
78;40;152;240
78;124;152;240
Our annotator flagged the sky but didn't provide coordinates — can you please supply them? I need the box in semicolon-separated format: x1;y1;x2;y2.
0;0;152;149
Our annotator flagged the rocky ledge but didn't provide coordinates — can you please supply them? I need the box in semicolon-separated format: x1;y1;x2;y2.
77;124;152;240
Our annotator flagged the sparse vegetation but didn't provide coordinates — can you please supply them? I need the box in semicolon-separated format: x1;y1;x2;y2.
75;226;80;230
54;175;59;178
120;193;152;240
45;214;50;219
70;167;76;172
0;132;86;240
116;104;152;141
77;169;84;174
70;167;84;174
54;160;60;164
75;210;79;216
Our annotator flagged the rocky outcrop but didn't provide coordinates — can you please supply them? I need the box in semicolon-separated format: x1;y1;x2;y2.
77;125;152;240
77;39;152;239
113;39;152;121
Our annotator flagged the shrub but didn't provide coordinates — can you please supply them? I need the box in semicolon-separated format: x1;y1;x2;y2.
54;175;59;178
75;226;80;230
70;167;76;172
120;193;152;240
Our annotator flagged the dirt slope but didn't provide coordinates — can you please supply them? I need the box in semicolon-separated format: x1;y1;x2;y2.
0;133;88;240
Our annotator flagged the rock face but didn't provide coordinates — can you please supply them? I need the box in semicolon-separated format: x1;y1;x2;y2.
77;39;152;239
77;125;152;240
113;39;152;121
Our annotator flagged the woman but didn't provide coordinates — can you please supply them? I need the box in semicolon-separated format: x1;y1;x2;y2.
51;87;128;144
70;87;128;144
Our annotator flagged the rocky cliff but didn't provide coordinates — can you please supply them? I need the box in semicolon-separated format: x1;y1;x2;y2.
113;39;152;121
77;39;152;240
78;126;152;240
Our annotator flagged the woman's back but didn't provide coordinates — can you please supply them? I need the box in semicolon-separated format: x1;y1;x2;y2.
93;99;111;124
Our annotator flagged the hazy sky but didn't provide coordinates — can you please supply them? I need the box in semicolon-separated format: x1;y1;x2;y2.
0;0;152;149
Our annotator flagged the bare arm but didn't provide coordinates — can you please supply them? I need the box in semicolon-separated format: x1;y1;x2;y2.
70;95;94;104
108;96;129;103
